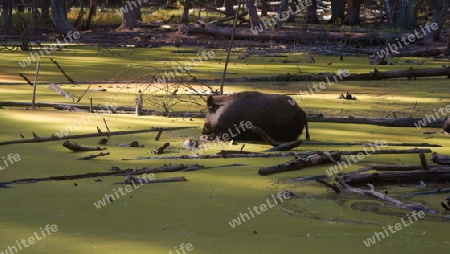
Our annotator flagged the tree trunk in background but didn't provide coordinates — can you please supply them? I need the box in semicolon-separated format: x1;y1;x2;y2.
40;0;52;25
117;5;137;30
276;0;288;29
286;0;298;22
261;0;269;16
2;0;13;32
246;0;262;28
396;0;416;30
51;0;78;35
382;0;394;25
84;0;98;30
306;0;318;24
347;0;361;25
425;0;450;43
224;0;235;16
330;0;345;23
180;0;190;23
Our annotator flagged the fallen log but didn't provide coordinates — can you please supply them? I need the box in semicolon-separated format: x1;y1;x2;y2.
307;117;445;128
431;153;450;165
77;151;110;160
335;179;439;214
342;168;450;185
0;164;202;186
63;140;107;152
287;174;328;182
187;23;413;45
258;151;341;176
115;176;187;184
209;67;450;82
303;141;441;147
317;179;340;193
127;148;431;160
405;188;450;197
0;126;197;146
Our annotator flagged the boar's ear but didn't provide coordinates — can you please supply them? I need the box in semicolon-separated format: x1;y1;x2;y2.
207;95;215;110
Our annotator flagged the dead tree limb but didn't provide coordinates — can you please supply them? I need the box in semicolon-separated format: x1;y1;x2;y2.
77;152;110;160
0;164;202;186
115;176;187;184
258;152;341;176
128;148;431;161
342;168;450;185
153;142;170;154
49;83;73;100
154;128;163;141
0;126;197;146
335;179;439;214
405;188;450;197
317;179;341;193
431;153;450;164
63;140;107;152
251;126;279;146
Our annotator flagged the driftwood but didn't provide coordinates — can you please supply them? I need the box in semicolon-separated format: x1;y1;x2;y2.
49;83;73;100
0;126;196;146
0;164;203;186
63;140;107;152
258;151;341;176
336;179;439;214
431;153;450;164
153;142;170;154
77;151;110;160
342;168;450;185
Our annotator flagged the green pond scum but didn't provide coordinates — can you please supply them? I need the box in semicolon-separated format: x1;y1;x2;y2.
0;46;449;253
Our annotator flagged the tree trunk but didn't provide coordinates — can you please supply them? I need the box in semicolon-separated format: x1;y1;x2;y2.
180;0;190;24
84;0;98;30
382;0;394;25
51;0;78;35
40;0;52;25
225;0;235;16
2;0;13;32
276;0;288;29
347;0;361;25
425;0;450;43
246;0;262;28
285;0;298;22
261;0;269;16
330;0;345;23
306;0;319;24
396;0;416;30
117;4;137;30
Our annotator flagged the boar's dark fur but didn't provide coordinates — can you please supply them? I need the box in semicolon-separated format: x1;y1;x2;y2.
202;91;310;142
